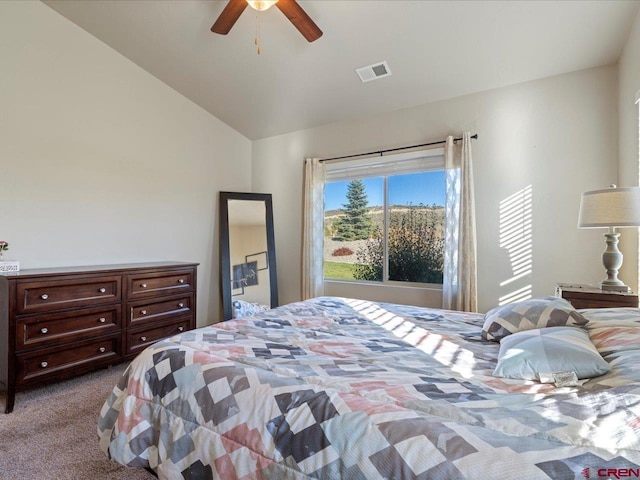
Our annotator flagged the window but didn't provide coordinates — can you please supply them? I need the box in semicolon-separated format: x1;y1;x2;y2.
323;149;445;286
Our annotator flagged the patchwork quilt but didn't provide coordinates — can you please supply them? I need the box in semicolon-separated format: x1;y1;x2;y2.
98;297;640;479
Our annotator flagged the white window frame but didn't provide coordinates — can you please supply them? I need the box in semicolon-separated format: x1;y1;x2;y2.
324;147;445;289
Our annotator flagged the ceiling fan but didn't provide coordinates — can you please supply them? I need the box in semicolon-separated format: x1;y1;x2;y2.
211;0;323;43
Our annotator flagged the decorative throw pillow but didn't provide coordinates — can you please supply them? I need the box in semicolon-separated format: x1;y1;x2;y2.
481;296;588;342
232;300;269;319
493;326;611;381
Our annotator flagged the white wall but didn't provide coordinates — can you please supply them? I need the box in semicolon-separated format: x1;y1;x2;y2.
0;1;252;326
3;2;628;320
253;65;619;313
618;7;640;289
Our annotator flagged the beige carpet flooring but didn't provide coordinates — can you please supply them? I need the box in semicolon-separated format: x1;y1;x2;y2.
0;363;155;480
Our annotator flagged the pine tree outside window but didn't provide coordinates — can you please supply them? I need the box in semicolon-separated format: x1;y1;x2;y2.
335;179;374;241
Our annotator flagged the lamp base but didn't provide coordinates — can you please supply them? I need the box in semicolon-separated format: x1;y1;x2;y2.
600;232;628;293
601;283;631;293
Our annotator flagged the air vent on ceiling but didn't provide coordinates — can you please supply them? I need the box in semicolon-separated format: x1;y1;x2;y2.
355;61;392;83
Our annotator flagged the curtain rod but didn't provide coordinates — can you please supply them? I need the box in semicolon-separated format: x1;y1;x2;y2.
318;133;478;163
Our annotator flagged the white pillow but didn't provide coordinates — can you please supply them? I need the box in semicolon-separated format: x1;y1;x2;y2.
493;326;610;381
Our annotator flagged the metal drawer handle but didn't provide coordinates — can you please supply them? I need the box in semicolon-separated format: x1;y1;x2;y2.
140;283;147;288
178;302;184;308
178;279;185;284
40;327;48;334
140;309;147;315
41;294;49;300
40;361;48;368
99;347;106;353
98;287;106;293
140;336;147;342
178;326;184;332
98;317;106;323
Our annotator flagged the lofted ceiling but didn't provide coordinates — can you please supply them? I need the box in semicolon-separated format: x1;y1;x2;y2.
43;0;639;140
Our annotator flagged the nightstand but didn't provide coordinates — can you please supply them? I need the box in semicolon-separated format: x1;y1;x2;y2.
555;284;639;309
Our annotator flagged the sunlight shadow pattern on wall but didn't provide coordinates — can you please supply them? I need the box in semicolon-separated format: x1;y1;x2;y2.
498;185;533;305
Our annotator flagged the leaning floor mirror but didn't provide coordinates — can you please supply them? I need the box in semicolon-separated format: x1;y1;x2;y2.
219;192;278;320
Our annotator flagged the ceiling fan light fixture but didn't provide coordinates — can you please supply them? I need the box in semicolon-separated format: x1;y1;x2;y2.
212;0;322;43
246;0;278;11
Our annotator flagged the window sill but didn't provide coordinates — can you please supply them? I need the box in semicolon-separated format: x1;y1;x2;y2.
323;280;443;308
324;279;442;291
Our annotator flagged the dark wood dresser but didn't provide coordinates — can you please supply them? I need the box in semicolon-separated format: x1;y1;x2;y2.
0;261;198;413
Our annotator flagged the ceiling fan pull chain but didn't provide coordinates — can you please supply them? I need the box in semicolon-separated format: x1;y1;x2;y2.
255;11;261;55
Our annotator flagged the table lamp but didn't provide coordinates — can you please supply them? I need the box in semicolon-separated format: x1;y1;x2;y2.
578;185;640;292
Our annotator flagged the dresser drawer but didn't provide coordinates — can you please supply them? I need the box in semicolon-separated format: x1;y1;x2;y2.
17;276;121;314
126;318;191;356
17;336;120;385
17;306;121;350
128;294;193;327
127;270;194;300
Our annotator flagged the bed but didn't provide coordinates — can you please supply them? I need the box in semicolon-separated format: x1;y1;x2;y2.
98;296;640;479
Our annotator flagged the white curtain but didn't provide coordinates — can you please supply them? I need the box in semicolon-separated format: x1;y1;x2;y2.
443;132;477;311
302;158;326;299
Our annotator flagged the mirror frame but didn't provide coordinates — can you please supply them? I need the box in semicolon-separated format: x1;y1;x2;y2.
219;191;278;321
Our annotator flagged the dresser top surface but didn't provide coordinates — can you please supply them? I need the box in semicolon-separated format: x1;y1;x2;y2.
0;261;199;280
557;283;638;297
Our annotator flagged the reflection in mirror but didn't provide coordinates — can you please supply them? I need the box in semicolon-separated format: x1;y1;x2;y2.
229;200;270;303
220;192;278;320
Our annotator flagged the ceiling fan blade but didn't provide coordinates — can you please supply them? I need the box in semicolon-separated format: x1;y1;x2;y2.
211;0;249;35
275;0;323;42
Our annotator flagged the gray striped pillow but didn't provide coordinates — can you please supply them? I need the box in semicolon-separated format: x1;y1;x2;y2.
481;296;588;342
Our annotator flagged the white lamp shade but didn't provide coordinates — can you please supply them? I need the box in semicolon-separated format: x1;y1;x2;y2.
578;186;640;228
